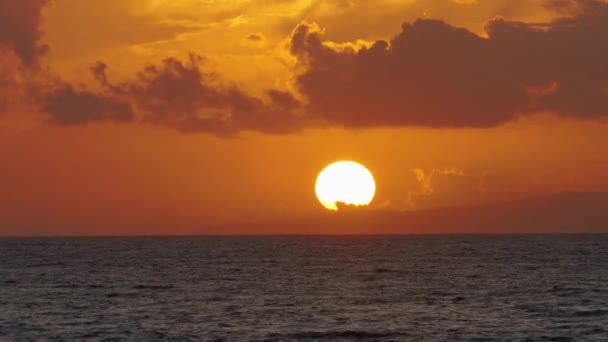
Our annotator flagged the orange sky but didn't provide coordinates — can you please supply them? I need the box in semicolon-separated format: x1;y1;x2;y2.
1;0;608;235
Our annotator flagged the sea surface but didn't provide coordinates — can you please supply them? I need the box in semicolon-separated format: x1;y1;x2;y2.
1;235;607;341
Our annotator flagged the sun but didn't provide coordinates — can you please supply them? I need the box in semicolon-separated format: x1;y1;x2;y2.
315;161;376;211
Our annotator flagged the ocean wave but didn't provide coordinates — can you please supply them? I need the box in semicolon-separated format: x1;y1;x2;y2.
131;285;174;290
572;309;608;317
51;284;110;289
264;330;409;340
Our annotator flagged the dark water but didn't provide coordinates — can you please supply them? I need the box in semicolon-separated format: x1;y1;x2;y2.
1;235;607;341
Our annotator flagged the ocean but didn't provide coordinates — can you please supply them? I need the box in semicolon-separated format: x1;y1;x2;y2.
1;235;607;341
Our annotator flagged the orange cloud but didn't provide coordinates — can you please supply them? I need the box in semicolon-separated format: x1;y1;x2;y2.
407;168;485;209
4;0;608;136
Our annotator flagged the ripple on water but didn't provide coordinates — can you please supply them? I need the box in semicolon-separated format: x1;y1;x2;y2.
0;235;606;340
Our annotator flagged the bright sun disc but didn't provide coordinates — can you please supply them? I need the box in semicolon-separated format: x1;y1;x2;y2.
315;161;376;211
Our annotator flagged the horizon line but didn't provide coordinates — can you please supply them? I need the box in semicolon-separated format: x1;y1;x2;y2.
1;232;607;239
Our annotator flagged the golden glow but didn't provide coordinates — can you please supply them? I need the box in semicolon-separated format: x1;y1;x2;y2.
315;161;376;211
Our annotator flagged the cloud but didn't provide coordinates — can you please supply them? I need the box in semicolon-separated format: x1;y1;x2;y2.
412;168;466;196
42;84;134;125
16;0;608;135
288;0;608;128
534;79;608;118
0;0;49;65
486;0;608;118
243;33;268;47
407;168;484;209
247;33;264;42
0;0;50;110
289;20;529;128
41;54;303;135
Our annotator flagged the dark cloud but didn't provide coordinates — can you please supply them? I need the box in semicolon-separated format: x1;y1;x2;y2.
42;55;303;135
486;6;608;85
288;0;608;128
246;33;264;42
42;85;133;125
486;0;608;118
90;62;110;88
0;0;50;110
124;55;224;122
0;0;49;65
534;79;608;118
290;20;529;128
119;55;302;135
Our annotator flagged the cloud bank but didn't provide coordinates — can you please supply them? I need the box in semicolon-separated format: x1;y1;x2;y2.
2;0;608;135
290;0;608;128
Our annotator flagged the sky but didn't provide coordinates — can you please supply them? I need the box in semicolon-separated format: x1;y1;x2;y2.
1;0;608;235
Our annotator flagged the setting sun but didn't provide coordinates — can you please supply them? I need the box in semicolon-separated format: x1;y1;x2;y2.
315;161;376;211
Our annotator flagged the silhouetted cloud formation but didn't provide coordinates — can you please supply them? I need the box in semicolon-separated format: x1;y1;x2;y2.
290;21;529;127
487;0;608;118
0;0;49;65
15;0;608;134
289;0;608;127
42;85;134;125
44;55;303;135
